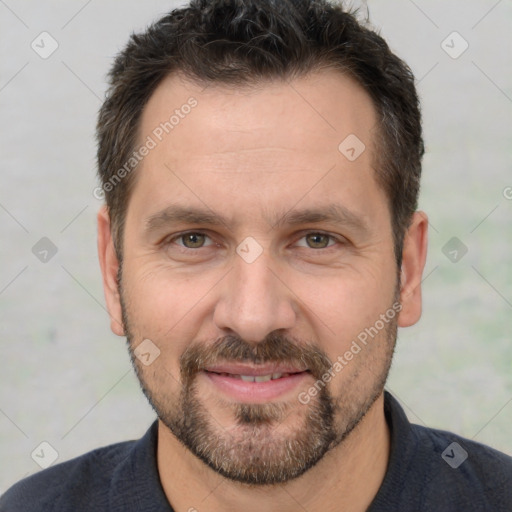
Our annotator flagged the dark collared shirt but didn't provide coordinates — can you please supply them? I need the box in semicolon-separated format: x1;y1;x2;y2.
1;392;511;511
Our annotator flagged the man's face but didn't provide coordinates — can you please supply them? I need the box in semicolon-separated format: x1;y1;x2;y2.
113;70;401;484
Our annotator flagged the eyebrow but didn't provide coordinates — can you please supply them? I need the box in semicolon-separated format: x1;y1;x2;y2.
271;204;369;233
144;203;369;235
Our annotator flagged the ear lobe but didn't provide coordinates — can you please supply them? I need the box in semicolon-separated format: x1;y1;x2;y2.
397;211;428;328
97;206;125;336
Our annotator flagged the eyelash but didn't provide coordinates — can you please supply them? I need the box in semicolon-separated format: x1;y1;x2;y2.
164;230;343;252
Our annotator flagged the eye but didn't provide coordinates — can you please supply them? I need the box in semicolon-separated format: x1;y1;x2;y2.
295;232;337;249
173;232;213;249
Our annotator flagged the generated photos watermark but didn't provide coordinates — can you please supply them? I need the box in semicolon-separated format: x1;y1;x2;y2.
93;97;198;200
298;301;402;405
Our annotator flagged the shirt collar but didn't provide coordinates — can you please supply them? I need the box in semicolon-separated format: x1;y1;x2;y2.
108;421;173;511
367;390;421;510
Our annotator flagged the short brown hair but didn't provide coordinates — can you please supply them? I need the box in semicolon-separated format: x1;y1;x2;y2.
97;0;423;264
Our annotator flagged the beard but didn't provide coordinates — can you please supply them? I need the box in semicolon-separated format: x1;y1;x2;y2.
120;276;398;486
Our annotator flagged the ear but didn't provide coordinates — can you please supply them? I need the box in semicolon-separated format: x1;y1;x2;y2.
97;206;125;336
398;211;428;327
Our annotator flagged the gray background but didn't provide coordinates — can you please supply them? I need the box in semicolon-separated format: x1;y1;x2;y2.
1;0;511;493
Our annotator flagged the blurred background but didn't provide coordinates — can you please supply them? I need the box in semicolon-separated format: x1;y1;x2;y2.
1;0;511;492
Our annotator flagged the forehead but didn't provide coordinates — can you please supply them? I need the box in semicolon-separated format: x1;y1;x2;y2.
129;69;385;230
140;69;377;160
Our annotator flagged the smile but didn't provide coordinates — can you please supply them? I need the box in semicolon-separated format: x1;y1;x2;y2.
201;366;311;402
208;372;291;382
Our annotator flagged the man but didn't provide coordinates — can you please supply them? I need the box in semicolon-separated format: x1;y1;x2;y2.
2;0;511;510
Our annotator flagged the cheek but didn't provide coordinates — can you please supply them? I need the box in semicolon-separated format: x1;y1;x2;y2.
121;261;216;352
289;265;396;337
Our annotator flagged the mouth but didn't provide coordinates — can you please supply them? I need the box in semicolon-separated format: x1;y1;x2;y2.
206;371;298;382
201;364;311;402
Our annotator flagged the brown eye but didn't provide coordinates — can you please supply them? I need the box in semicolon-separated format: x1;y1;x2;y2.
180;233;207;248
305;233;332;249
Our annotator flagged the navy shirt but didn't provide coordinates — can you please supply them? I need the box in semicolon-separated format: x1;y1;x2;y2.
1;392;511;511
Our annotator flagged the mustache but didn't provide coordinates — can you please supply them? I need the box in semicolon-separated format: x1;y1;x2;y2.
180;331;333;385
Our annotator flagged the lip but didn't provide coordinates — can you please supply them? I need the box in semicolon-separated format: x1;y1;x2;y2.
203;363;308;377
201;367;310;403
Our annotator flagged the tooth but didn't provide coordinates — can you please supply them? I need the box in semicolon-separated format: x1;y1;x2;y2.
271;373;283;380
240;375;256;382
254;375;272;382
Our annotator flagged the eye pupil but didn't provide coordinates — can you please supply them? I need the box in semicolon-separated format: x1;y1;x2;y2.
183;233;205;248
307;233;329;248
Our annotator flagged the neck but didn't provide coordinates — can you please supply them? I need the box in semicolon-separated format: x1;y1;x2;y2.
157;392;390;512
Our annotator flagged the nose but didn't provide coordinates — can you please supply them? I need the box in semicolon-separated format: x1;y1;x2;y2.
213;251;297;343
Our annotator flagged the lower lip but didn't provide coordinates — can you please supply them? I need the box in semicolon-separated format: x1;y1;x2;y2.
202;371;310;402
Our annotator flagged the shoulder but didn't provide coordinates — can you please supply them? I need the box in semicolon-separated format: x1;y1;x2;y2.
411;423;512;508
0;440;135;512
376;392;512;511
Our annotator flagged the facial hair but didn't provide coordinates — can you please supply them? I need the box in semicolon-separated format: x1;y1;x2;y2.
120;277;398;486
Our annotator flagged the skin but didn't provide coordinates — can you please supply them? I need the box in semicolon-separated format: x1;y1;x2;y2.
98;69;428;512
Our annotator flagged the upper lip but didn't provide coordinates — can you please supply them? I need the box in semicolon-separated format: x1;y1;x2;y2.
203;363;308;376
